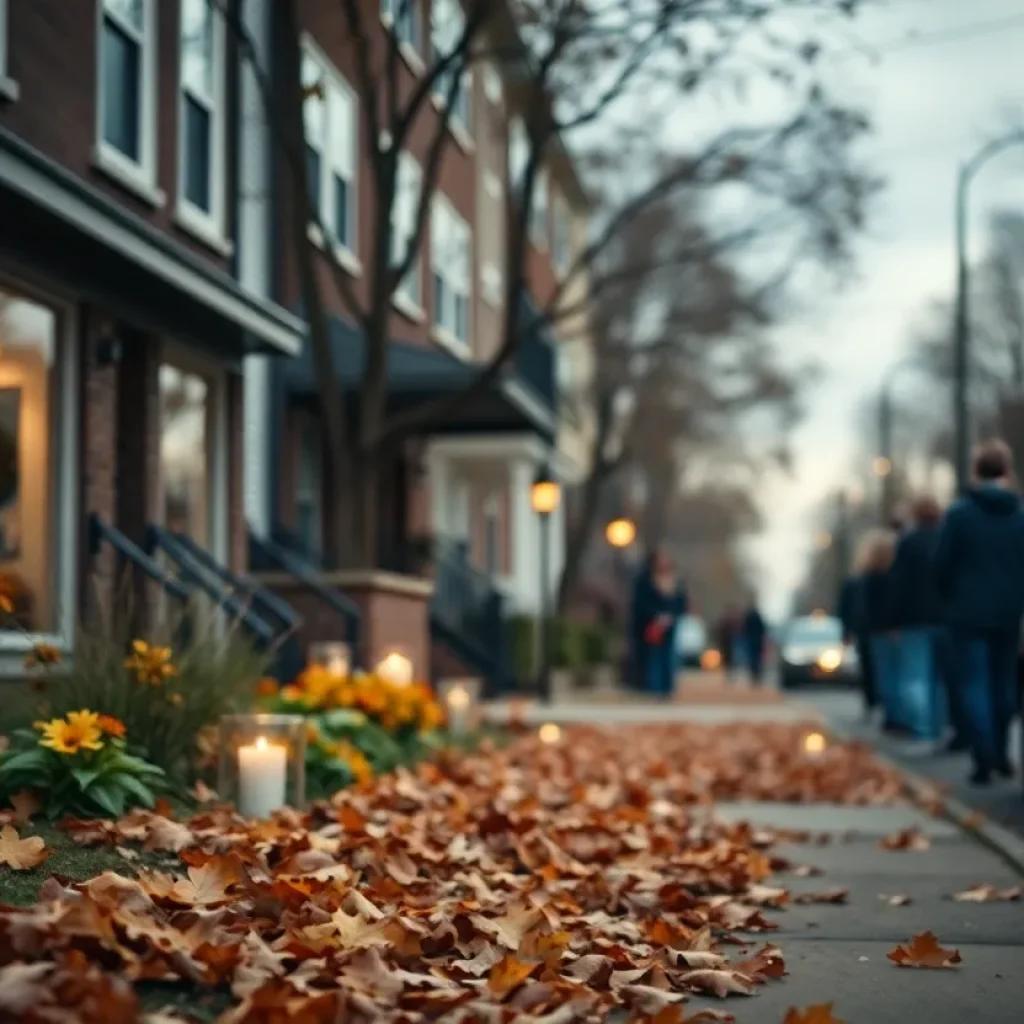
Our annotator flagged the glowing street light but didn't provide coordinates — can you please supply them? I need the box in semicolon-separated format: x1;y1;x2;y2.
605;517;637;549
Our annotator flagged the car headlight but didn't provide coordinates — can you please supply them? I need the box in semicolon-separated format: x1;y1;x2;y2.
817;648;843;672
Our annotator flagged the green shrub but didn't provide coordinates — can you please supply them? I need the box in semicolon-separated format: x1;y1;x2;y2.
509;614;538;685
21;600;269;782
582;625;613;666
552;618;586;669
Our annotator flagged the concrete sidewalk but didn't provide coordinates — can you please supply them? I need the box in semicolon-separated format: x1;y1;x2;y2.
498;683;1024;1022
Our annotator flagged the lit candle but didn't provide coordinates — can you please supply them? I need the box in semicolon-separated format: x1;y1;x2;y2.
376;651;413;686
446;684;472;737
326;643;350;677
237;736;288;818
802;731;827;758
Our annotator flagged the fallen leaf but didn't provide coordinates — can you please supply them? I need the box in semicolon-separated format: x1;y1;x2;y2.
887;932;961;969
6;790;41;825
879;893;912;907
0;962;53;1014
0;825;48;870
793;888;848;905
680;969;757;998
487;955;537;996
782;1003;846;1024
951;884;1022;903
879;828;930;851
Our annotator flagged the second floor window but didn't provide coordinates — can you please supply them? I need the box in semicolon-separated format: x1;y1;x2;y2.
99;0;156;183
381;0;421;52
392;152;423;308
431;0;470;135
179;0;225;231
302;49;358;259
431;197;471;351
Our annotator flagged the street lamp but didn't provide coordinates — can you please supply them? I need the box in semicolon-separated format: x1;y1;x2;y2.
605;516;636;549
953;131;1024;493
530;462;561;704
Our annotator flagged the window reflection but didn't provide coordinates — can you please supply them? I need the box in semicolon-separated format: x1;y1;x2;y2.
0;291;58;633
160;364;209;545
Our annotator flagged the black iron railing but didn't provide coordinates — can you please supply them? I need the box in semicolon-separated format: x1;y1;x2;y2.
247;527;363;663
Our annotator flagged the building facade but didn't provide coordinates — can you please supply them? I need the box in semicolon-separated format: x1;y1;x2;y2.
0;0;302;675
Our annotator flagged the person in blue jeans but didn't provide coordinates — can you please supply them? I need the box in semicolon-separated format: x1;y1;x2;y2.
631;549;687;697
934;439;1024;786
886;494;947;747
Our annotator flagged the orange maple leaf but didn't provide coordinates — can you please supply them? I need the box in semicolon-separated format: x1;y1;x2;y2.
887;931;961;969
782;1003;846;1024
487;954;537;996
0;825;48;870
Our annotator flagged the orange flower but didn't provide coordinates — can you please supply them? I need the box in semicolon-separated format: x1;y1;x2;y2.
256;678;279;698
96;715;126;739
125;640;176;685
24;643;61;669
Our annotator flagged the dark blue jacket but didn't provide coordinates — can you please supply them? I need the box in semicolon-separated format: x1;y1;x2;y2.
837;576;866;638
862;569;896;633
934;485;1024;630
631;571;687;648
887;523;943;628
742;607;766;642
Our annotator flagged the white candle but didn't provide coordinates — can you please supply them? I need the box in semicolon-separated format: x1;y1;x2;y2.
237;736;288;819
377;652;413;686
446;684;472;737
327;651;349;677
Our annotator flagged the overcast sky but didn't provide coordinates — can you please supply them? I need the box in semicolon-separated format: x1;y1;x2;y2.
733;0;1024;618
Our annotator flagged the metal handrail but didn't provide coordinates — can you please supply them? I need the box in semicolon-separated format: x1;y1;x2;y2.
145;526;276;646
88;514;191;603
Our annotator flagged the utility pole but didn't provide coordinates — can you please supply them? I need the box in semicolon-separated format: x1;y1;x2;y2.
878;387;895;523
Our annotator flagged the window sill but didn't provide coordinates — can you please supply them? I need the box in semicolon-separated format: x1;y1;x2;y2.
392;291;426;323
431;324;471;360
92;146;166;209
307;223;363;277
174;205;234;258
0;75;19;102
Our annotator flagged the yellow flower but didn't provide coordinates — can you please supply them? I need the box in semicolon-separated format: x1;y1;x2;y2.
38;710;104;755
419;700;445;732
280;684;304;703
168;692;183;708
0;594;12;615
333;740;373;785
299;666;341;709
96;714;126;738
125;640;176;685
24;643;61;669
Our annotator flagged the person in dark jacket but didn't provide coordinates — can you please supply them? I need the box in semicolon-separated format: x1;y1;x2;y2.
716;606;741;681
631;549;687;697
837;572;876;718
741;599;768;684
887;494;947;745
858;527;903;733
935;439;1024;785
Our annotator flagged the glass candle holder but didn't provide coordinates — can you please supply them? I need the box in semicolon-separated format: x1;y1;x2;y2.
375;649;414;686
308;641;351;676
439;678;479;737
218;714;306;819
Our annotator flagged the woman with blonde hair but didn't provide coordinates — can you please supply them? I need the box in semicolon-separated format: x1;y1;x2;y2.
857;527;904;733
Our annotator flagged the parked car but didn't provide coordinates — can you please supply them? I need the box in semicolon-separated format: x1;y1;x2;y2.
675;615;709;668
779;614;859;689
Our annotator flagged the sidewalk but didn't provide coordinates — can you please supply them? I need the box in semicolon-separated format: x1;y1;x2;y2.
486;681;1024;1022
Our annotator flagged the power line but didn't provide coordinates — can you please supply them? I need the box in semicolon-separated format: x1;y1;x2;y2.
878;12;1024;53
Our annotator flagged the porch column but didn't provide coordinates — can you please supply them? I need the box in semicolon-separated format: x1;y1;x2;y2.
509;457;539;614
426;446;450;541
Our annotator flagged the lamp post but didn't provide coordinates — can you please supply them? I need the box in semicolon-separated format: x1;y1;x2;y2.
875;357;920;523
530;462;561;704
953;132;1024;493
605;515;637;620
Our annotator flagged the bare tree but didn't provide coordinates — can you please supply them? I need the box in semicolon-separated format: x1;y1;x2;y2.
225;0;876;568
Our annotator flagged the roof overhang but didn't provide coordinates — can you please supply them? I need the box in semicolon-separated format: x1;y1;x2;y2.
0;128;304;358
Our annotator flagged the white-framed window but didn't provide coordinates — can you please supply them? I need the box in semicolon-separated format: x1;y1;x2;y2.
302;45;359;260
97;0;158;190
0;0;18;99
0;283;78;652
381;0;421;53
431;0;471;135
392;152;424;309
178;0;227;240
508;116;529;188
431;197;471;351
553;194;572;275
531;169;548;247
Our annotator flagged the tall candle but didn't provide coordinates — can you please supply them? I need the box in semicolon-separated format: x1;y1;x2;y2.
377;652;413;686
237;736;288;819
446;684;471;737
327;649;349;677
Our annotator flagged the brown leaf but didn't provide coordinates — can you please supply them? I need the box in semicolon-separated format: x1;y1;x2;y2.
887;932;961;969
880;893;912;906
6;790;41;825
782;1004;846;1024
879;827;930;851
951;884;1022;903
487;955;537;996
0;825;48;869
793;888;848;905
0;962;53;1015
680;968;757;998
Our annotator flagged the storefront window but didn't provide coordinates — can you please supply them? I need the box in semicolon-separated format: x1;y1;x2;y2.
0;290;61;635
159;363;210;545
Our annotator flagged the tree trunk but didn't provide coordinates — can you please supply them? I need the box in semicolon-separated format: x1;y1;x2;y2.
556;462;609;613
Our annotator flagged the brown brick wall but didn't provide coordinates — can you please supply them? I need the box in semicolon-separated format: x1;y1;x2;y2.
1;0;235;271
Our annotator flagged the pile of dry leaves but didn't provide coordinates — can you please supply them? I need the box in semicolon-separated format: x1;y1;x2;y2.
0;724;904;1023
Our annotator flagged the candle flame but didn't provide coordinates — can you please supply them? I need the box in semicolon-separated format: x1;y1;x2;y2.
539;723;562;744
255;736;269;751
447;684;471;709
803;731;827;756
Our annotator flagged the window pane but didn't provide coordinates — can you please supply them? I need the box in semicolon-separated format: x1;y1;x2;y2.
183;95;212;211
305;146;322;217
398;1;418;49
301;54;325;148
0;292;59;634
160;365;209;546
327;84;354;178
333;173;350;248
433;273;446;330
454;294;467;341
101;21;141;161
104;0;143;33
181;0;215;98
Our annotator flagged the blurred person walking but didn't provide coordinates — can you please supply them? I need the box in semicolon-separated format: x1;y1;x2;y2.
837;563;877;720
741;598;768;685
887;494;948;750
631;549;687;697
859;527;904;734
716;605;742;682
935;440;1024;785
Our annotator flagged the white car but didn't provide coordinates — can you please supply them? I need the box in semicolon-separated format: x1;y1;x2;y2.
779;615;859;689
